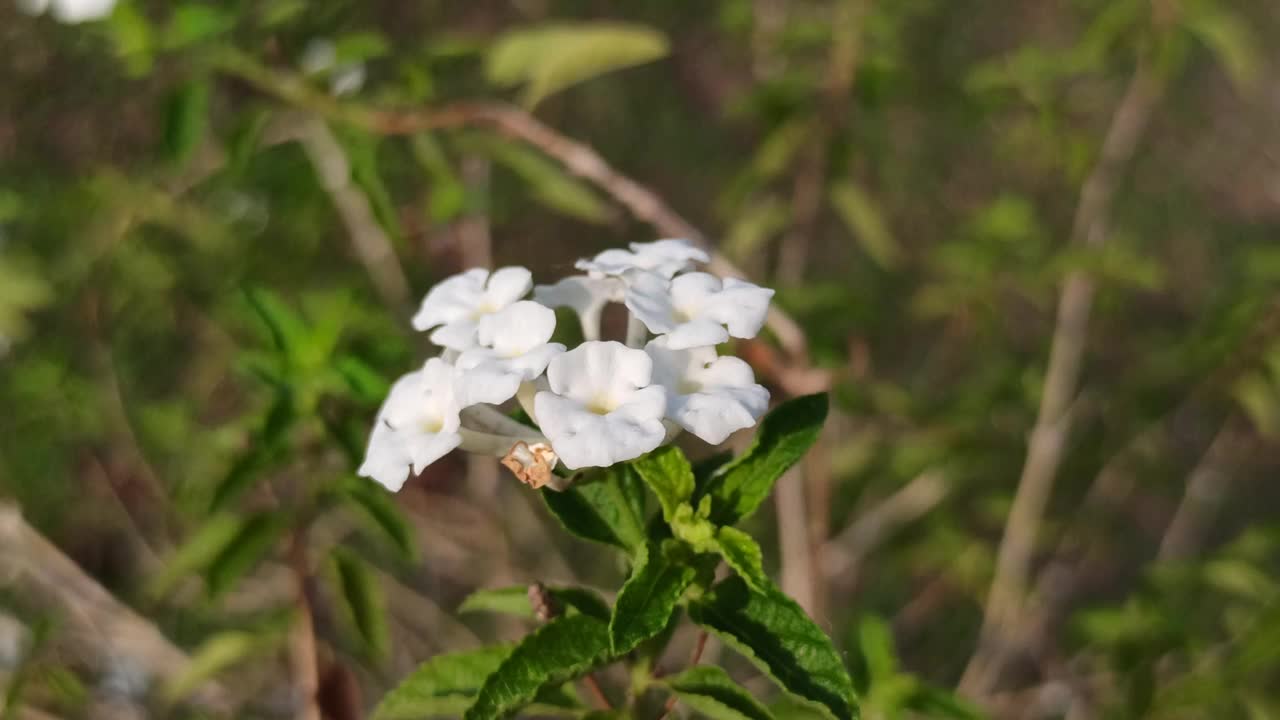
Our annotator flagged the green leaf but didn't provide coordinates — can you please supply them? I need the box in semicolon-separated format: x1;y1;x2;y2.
689;577;858;720
147;512;246;598
699;394;829;526
661;666;776;720
161;79;210;167
463;134;610;224
1183;7;1260;93
340;476;415;560
244;286;309;361
166;3;237;47
459;585;611;621
714;526;769;593
610;543;697;654
486;22;670;107
210;386;295;512
332;548;390;660
829;182;900;270
163;627;284;702
631;446;695;525
204;511;290;598
375;645;514;720
542;465;647;554
464;615;614;720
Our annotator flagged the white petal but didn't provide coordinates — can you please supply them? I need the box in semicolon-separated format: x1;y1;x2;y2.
534;275;622;339
664;319;731;350
629;238;709;271
534;387;667;469
545;341;653;406
668;272;723;313
706;277;774;340
412;267;533;350
644;337;769;444
484;266;534;307
624;272;680;335
358;360;468;491
412;268;488;332
357;421;413;491
669;384;768;444
428;319;480;350
50;0;115;22
478;301;556;357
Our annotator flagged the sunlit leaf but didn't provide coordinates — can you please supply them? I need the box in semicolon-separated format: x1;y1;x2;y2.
610;543;696;653
689;577;858;720
660;665;776;720
486;22;670;107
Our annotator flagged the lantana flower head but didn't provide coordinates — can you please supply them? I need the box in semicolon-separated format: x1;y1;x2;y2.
534;341;668;469
625;271;774;349
411;266;532;350
359;238;776;491
575;239;710;279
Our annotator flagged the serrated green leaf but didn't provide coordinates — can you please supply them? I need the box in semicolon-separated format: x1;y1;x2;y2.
631;446;695;525
829;182;900;269
542;465;646;554
661;665;775;720
464;615;614;720
205;511;289;599
340;477;415;560
460;585;611;621
689;577;858;720
714;526;769;593
375;645;514;720
699;394;829;525
610;543;697;654
147;513;246;598
161;79;210;167
332;548;390;660
486;22;669;107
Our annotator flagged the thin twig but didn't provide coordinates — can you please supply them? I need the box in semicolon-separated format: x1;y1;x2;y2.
582;674;613;711
822;470;949;581
287;527;321;720
1157;423;1242;563
960;57;1163;698
656;630;711;720
211;49;815;376
293;114;414;316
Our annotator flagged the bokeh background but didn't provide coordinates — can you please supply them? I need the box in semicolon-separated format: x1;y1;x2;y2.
2;1;1280;718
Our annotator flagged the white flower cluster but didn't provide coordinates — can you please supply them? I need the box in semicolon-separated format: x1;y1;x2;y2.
16;0;116;23
359;239;774;492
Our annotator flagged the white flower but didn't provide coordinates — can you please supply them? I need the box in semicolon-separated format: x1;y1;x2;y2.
625;271;774;350
357;358;512;491
412;267;533;350
575;238;709;279
533;275;623;341
457;301;565;397
534;341;668;469
645;336;769;444
17;0;115;22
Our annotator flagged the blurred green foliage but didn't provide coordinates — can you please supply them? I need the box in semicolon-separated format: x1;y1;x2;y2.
1;0;1279;718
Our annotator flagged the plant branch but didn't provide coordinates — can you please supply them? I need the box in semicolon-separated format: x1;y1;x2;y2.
959;56;1163;699
0;502;230;714
822;470;949;581
210;49;814;374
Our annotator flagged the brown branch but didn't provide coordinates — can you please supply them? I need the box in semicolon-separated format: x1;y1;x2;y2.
0;502;230;714
822;470;949;582
287;527;321;720
960;57;1163;699
656;630;711;720
1157;422;1243;563
211;49;814;374
292;114;414;317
